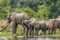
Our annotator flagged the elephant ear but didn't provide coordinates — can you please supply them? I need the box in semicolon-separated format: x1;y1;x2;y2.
9;13;16;21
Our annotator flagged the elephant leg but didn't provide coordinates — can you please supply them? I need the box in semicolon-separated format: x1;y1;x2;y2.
23;24;27;33
35;29;37;36
31;27;34;36
30;26;33;35
12;21;18;34
29;27;34;37
44;31;46;35
54;28;56;34
30;27;31;35
51;28;54;34
43;30;46;35
35;29;38;36
35;30;37;36
41;29;45;35
26;27;29;36
23;26;26;33
30;29;34;37
32;29;34;35
48;29;50;34
37;30;38;35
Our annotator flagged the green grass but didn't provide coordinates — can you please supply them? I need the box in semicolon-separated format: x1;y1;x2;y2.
42;34;60;37
0;32;12;36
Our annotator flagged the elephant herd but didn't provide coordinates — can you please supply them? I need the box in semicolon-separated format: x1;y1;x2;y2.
0;12;60;36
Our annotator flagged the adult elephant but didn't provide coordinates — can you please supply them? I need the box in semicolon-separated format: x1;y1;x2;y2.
0;12;30;34
56;16;60;31
46;19;58;34
28;20;47;35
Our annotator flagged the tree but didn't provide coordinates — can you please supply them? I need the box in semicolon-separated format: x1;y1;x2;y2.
37;5;50;20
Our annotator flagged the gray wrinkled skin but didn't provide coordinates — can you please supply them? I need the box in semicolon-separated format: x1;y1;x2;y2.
56;16;60;31
0;12;30;34
46;19;58;34
22;18;37;36
28;20;47;36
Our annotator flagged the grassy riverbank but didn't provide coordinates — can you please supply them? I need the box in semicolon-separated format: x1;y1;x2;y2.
0;20;60;37
42;34;60;38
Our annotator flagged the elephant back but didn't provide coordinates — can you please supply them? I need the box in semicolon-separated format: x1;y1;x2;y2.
20;12;30;20
30;18;37;22
39;21;45;24
39;21;46;28
13;12;30;24
16;12;30;20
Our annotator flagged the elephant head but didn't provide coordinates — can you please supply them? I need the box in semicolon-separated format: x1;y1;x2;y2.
0;13;16;32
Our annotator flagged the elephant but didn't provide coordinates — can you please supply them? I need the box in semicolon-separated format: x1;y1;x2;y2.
45;18;60;34
0;12;30;34
22;18;37;36
28;20;47;36
38;21;48;35
56;16;60;31
46;19;58;34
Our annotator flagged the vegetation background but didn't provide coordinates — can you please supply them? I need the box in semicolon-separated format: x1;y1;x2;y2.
0;0;60;36
0;0;60;20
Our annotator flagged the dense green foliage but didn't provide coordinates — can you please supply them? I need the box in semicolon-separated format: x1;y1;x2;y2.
0;0;60;20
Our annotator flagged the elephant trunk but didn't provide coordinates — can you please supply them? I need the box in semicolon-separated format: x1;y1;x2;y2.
0;25;8;32
0;21;10;32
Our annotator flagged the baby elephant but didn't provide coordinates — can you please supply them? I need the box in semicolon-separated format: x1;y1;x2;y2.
28;21;47;36
22;18;37;36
